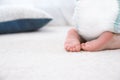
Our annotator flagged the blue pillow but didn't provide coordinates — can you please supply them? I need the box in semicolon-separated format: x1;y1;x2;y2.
0;6;52;34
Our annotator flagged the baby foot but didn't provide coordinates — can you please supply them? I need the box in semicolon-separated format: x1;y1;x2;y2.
64;28;81;52
81;31;114;51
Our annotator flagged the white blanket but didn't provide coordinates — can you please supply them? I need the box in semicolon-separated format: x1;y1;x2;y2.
0;26;120;80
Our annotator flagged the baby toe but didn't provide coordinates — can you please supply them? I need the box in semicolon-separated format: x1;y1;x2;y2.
82;44;95;51
72;47;77;52
81;43;89;51
65;46;71;51
69;48;74;52
81;43;85;48
75;44;81;52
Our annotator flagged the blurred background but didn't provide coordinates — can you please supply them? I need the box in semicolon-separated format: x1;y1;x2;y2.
0;0;76;26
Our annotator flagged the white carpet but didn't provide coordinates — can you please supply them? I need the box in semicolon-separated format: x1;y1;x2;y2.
0;26;120;80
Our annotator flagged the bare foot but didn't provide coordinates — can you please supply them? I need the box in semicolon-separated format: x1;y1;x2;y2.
81;31;115;51
64;28;82;52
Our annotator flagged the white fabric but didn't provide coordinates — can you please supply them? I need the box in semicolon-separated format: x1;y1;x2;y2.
0;26;120;80
0;0;76;26
0;5;52;22
73;0;119;40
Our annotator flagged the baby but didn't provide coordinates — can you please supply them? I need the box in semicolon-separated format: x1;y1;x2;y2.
64;0;120;52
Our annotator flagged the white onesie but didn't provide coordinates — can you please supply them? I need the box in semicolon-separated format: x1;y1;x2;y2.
73;0;119;41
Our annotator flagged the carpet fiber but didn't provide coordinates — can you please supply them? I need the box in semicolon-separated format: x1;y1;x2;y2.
0;26;120;80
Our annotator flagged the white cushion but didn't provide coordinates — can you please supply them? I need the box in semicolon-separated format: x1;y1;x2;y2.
0;5;52;34
0;0;76;26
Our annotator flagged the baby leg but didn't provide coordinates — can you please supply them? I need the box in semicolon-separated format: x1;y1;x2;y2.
81;31;120;51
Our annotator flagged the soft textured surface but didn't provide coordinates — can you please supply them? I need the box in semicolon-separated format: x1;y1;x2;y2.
0;26;120;80
0;5;52;34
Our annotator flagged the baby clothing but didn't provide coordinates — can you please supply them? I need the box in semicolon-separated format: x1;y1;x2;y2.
114;0;120;33
74;0;120;41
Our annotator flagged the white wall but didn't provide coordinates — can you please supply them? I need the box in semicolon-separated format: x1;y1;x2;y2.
0;0;76;26
34;0;76;26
